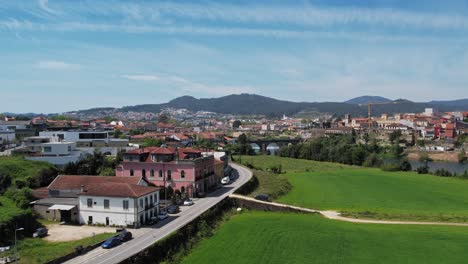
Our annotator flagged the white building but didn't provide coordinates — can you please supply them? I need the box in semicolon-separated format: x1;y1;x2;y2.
34;175;159;227
38;130;134;155
0;129;15;144
25;141;84;166
79;183;159;227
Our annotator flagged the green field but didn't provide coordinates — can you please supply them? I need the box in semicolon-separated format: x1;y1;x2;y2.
182;211;468;264
241;156;468;221
16;233;113;264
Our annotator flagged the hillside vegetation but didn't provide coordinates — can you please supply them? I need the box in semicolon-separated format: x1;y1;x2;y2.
182;211;468;264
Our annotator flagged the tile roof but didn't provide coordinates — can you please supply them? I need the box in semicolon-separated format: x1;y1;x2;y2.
48;175;143;190
79;182;159;198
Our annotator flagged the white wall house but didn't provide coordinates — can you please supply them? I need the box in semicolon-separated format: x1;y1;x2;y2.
78;184;159;227
0;130;15;144
25;141;84;166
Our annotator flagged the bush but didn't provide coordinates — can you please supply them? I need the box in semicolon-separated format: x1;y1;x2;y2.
363;153;382;168
380;164;401;172
417;166;429;174
434;169;452;177
4;187;33;209
269;164;282;174
399;160;412;171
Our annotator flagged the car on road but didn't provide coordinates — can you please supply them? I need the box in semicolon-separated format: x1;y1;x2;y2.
101;237;121;249
33;228;48;238
148;216;159;225
183;199;194;206
116;231;132;242
221;176;230;185
158;212;169;220
254;194;271;202
167;205;179;214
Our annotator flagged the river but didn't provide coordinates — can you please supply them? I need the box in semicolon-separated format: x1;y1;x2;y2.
409;161;468;175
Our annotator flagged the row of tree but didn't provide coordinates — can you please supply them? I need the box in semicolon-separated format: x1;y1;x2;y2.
277;132;411;171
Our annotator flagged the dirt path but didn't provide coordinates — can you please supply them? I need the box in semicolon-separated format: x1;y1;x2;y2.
45;224;116;242
230;194;468;227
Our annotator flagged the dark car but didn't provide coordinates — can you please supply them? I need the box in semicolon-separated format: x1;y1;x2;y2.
197;192;206;198
254;194;270;202
33;228;48;238
116;231;132;242
101;237;121;249
148;216;159;225
167;205;179;214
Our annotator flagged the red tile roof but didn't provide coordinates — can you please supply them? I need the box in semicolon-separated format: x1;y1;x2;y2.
79;182;159;198
48;175;143;190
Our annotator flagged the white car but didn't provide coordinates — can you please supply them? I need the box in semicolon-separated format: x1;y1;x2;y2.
158;212;169;220
183;199;194;206
221;176;230;185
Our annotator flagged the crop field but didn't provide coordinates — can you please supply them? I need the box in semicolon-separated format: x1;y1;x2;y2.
182;211;468;264
240;156;468;221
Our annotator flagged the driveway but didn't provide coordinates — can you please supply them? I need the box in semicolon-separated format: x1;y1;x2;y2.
45;224;117;242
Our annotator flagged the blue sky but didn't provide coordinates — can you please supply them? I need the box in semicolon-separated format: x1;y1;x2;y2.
1;0;468;113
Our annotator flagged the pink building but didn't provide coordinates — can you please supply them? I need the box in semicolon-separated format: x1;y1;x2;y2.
116;147;218;197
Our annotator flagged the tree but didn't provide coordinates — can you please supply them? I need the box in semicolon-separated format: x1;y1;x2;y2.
459;151;467;164
143;138;163;147
232;120;242;129
419;152;432;166
158;114;170;124
388;130;402;144
0;173;11;194
113;129;124;139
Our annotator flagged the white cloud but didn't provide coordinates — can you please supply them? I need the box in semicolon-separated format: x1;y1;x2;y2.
37;0;60;15
121;74;160;81
34;60;80;70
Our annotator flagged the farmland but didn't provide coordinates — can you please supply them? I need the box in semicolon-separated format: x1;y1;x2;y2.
240;156;468;222
182;211;468;264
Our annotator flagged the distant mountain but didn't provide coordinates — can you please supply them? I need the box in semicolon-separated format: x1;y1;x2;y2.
74;94;468;118
428;99;468;109
345;96;392;105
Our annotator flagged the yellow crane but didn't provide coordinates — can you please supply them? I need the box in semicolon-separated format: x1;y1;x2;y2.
358;101;400;129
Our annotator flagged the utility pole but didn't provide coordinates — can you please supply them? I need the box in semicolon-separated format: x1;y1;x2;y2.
14;227;24;263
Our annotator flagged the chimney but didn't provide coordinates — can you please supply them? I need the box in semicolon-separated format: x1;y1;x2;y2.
80;185;85;193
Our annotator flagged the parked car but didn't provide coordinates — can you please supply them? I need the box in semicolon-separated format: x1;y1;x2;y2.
101;237;121;249
148;216;159;225
254;194;270;202
167;205;179;214
197;192;206;198
158;212;169;220
33;228;48;238
183;199;194;206
221;176;230;185
116;231;132;242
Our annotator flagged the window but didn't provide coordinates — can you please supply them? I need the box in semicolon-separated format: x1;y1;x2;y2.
43;146;52;152
130;169;134;176
145;197;148;208
123;200;129;210
181;170;185;179
142;169;146;177
104;199;110;209
88;216;93;224
159;170;163;178
181;186;185;193
150;170;154;177
140;199;143;209
87;198;93;208
68;146;72;152
167;170;172;180
150;195;153;205
154;194;157;203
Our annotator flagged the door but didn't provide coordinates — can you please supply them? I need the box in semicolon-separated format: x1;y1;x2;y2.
106;217;109;226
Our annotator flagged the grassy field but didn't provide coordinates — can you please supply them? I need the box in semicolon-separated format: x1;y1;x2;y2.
182;211;468;264
249;170;291;199
16;233;113;264
0;156;55;182
238;155;353;173
240;156;468;221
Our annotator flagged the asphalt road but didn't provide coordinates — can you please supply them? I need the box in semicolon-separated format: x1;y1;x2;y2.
65;163;252;264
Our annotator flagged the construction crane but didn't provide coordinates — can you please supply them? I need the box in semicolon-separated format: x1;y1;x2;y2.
358;101;400;130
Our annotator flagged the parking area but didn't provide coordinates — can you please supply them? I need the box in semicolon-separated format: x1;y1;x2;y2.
44;224;117;242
